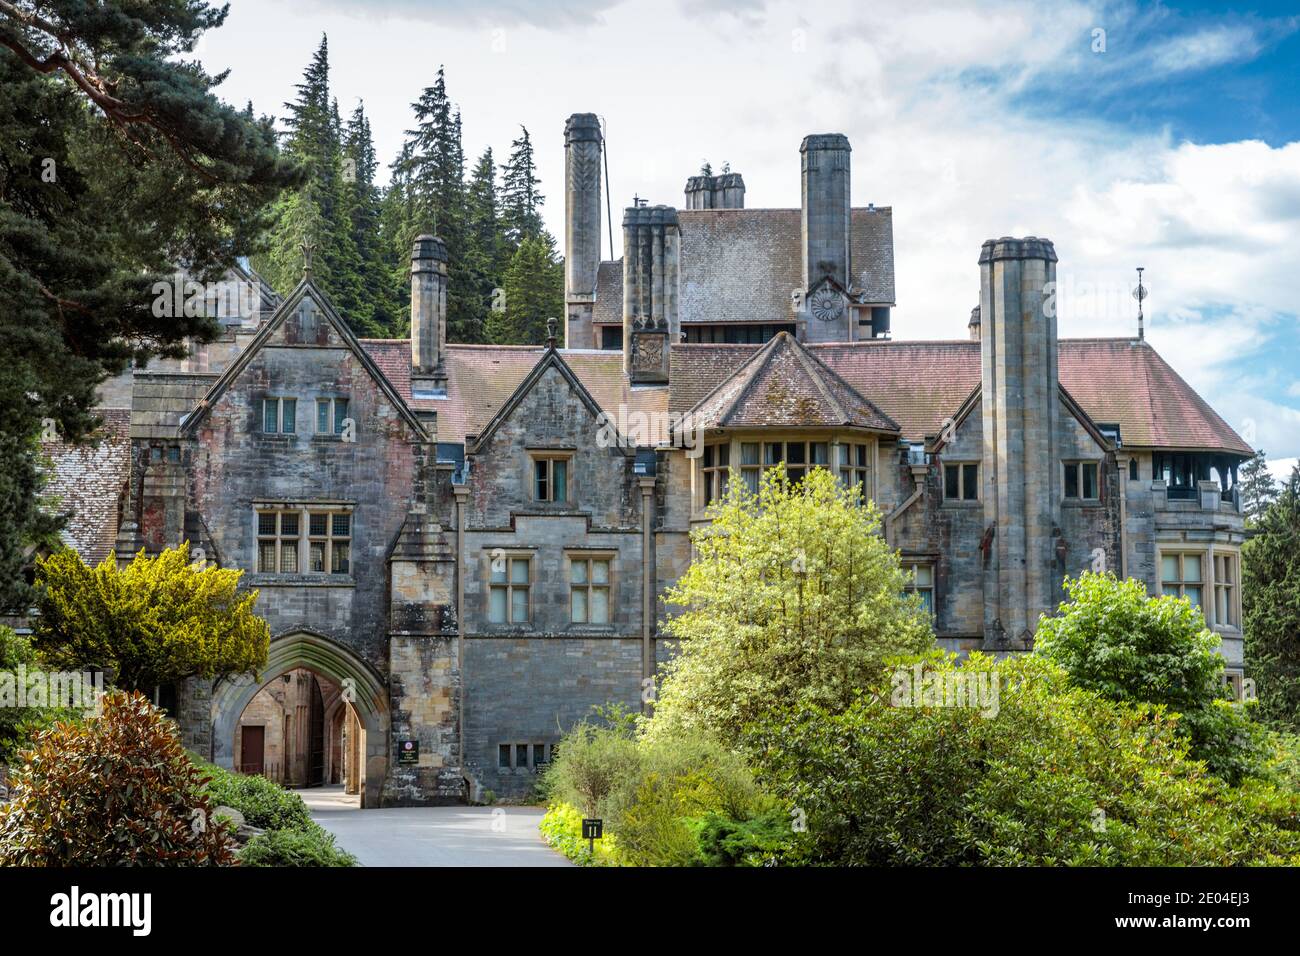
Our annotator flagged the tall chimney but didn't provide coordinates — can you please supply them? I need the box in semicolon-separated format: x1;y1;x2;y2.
411;234;448;392
800;134;852;291
622;204;680;384
564;113;602;349
978;236;1059;651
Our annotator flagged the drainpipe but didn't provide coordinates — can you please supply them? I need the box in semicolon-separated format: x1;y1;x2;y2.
1118;456;1129;579
639;476;656;715
453;484;469;790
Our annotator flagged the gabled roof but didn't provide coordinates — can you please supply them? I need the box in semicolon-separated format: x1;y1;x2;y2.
672;337;1253;456
678;331;898;434
465;344;636;456
363;341;670;445
592;206;895;326
181;279;431;441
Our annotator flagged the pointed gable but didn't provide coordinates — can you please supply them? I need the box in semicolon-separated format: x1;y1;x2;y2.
468;344;636;456
180;278;431;441
679;331;898;434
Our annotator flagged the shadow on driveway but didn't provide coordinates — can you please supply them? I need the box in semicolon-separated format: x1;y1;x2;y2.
303;786;571;867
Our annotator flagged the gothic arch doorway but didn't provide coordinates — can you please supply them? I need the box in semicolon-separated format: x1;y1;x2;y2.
211;630;389;808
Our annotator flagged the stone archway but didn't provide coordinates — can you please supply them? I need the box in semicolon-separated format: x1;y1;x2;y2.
211;630;389;808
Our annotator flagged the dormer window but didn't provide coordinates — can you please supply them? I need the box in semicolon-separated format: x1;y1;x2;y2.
262;397;297;434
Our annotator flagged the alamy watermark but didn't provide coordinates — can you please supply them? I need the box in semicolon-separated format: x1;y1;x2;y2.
890;662;1001;718
595;404;705;458
0;665;104;715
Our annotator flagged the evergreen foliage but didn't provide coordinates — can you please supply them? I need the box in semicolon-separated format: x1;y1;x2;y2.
1244;466;1300;730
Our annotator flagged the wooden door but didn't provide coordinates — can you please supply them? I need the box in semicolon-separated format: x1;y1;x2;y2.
241;725;265;775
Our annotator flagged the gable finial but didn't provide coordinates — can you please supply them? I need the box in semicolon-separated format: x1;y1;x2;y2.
546;317;558;349
301;237;316;279
1133;266;1147;341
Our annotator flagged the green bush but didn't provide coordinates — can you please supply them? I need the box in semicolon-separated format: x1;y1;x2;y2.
237;825;356;867
750;654;1300;866
540;715;642;819
692;807;790;867
0;691;237;866
542;711;779;866
195;759;316;832
539;801;621;866
1035;572;1268;782
0;626;65;764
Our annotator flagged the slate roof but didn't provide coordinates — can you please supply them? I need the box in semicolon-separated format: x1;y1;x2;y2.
591;206;895;327
673;338;1253;455
42;408;132;565
131;372;219;439
679;332;897;433
362;341;671;445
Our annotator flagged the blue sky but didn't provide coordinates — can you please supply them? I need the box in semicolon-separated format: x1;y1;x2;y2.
198;0;1300;471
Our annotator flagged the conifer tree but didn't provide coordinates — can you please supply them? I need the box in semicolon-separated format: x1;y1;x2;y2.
500;126;545;247
1240;449;1279;523
1244;465;1300;731
0;0;297;609
498;235;565;345
463;148;502;344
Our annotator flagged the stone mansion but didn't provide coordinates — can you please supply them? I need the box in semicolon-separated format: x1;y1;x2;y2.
45;112;1253;806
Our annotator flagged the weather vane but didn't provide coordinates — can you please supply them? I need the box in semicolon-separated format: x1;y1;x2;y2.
1133;267;1147;341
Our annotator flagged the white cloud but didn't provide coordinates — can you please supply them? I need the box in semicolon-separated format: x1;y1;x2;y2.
198;0;1300;454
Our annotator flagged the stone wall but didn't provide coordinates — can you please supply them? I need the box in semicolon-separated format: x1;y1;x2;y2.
463;637;643;800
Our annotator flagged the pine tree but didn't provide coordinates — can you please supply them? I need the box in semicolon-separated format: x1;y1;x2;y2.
254;36;369;334
1243;465;1300;730
500;126;545;247
497;235;565;344
401;68;479;342
0;0;297;609
1240;449;1280;523
463;149;502;344
342;103;398;335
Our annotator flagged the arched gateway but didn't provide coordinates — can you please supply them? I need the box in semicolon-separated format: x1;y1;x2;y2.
211;630;389;808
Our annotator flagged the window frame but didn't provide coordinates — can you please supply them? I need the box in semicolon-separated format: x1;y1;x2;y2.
1063;460;1100;501
255;506;353;577
902;560;936;616
315;397;350;436
261;396;297;435
531;454;571;503
838;442;871;502
568;553;613;626
942;461;979;502
701;442;731;508
1213;552;1240;629
1159;550;1205;611
308;511;352;576
487;552;532;625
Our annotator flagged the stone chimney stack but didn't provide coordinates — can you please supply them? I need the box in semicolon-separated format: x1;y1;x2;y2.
411;234;448;392
622;204;680;384
684;172;745;209
978;236;1060;651
800;134;852;292
564;113;603;349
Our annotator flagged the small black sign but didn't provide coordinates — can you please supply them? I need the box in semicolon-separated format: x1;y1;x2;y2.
397;739;419;765
581;818;603;840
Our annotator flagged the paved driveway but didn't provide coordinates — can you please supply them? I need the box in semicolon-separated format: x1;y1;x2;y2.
304;786;570;867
